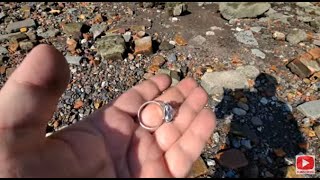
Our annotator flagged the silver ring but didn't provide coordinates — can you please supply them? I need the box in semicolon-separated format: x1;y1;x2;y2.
137;100;175;131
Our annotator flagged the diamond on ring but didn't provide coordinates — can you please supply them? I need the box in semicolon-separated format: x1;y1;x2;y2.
137;100;176;131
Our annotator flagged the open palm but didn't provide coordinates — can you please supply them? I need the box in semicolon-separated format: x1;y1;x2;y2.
0;45;216;178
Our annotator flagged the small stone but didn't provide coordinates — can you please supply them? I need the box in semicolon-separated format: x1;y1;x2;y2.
122;31;131;42
237;102;249;111
219;2;271;20
174;34;188;46
143;72;154;79
201;70;249;95
314;125;320;139
285;166;303;178
65;56;82;65
167;53;177;63
235;65;260;79
20;27;27;33
273;31;286;41
260;97;268;105
0;32;28;43
19;41;34;51
171;17;179;22
128;53;134;60
251;49;266;59
9;39;19;52
0;66;6;75
206;159;216;167
308;48;320;59
130;25;146;34
5;67;15;77
313;39;320;47
0;12;5;20
66;38;78;53
274;148;286;157
151;55;166;66
235;30;258;46
74;100;84;109
189;35;206;46
90;23;108;39
241;139;252;149
286;29;307;44
232;108;247;116
62;22;83;39
166;3;188;17
142;2;155;8
159;40;175;51
231;138;241;148
38;29;59;38
205;31;215;36
251;117;263;126
217;149;248;169
210;26;224;31
188;157;209;178
137;31;145;38
94;101;102;109
96;34;126;60
0;47;8;55
134;36;153;55
250;26;262;33
287;52;320;78
6;18;36;33
212;132;219;144
297;100;320;119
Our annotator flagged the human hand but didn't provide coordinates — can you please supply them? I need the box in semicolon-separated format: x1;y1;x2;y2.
0;44;216;177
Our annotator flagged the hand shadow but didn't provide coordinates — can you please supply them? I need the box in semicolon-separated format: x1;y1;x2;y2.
212;73;306;178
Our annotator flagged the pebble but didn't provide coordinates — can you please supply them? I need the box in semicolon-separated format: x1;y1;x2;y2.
96;34;126;60
201;70;249;95
0;12;5;20
251;116;263;126
210;26;224;31
250;26;262;33
122;31;131;42
314;125;320;139
0;47;8;55
217;149;248;169
232;108;247;116
159;40;175;51
19;41;34;51
236;65;260;79
286;29;307;44
171;17;178;22
205;31;215;36
231;138;241;148
212;132;220;144
6;18;36;33
241;139;252;149
37;29;59;38
260;97;268;105
219;2;271;20
251;49;266;59
237;102;249;111
65;55;82;65
188;157;209;178
134;36;153;55
137;31;146;38
235;30;259;46
297;100;320;119
313;39;320;47
189;35;206;46
167;53;177;63
206;159;216;167
273;31;286;41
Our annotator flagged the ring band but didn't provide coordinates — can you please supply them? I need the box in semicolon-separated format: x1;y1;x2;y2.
137;100;175;131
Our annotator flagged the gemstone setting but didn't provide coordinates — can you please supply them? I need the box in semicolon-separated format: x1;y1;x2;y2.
163;103;175;122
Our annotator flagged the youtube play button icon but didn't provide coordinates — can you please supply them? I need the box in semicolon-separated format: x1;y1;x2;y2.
296;155;315;174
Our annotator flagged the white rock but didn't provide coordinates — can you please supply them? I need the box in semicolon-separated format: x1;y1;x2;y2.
206;31;215;36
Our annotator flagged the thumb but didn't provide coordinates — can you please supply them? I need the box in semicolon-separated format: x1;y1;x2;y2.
0;44;70;149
